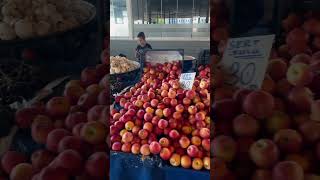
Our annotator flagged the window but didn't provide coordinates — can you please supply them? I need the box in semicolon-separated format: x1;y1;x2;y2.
110;0;129;37
132;0;210;25
110;0;210;39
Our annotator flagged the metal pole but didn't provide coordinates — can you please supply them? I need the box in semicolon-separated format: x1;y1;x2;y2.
192;0;194;24
142;0;144;24
146;0;148;24
126;0;134;39
161;0;163;18
176;0;178;20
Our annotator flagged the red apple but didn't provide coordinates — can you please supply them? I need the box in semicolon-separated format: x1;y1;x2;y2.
299;121;320;143
179;136;190;149
138;129;149;140
181;155;192;169
243;90;274;119
65;112;87;130
46;97;70;117
10;163;33;180
160;147;172;160
187;145;199;158
31;150;55;172
287;63;313;86
169;153;181;167
81;67;98;86
249;139;279;168
63;85;85;105
112;142;122;151
212;135;236;162
199;128;210;139
1;151;27;174
46;129;71;153
80;121;107;145
85;152;108;179
192;158;204;170
55;150;83;176
169;129;180;139
158;119;168;129
149;141;161;154
272;161;304;180
266;111;291;135
274;129;302;153
140;144;150;156
232;114;259;137
288;87;313;113
77;93;97;110
202;139;210;152
267;59;288;81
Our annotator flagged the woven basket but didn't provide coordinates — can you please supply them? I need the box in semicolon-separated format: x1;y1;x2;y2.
110;61;142;95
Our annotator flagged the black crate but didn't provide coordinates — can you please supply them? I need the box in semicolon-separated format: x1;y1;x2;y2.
196;49;210;68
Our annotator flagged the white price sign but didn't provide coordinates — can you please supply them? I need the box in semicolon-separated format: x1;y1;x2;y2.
179;72;196;90
220;35;275;90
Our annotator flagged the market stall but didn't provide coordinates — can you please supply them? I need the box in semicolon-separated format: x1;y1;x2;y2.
0;0;109;179
213;0;320;179
109;49;211;179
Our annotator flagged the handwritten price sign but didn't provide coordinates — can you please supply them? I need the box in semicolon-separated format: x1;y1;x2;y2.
179;72;196;90
220;35;274;90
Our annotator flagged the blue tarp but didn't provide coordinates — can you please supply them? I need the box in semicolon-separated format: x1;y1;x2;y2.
110;151;210;180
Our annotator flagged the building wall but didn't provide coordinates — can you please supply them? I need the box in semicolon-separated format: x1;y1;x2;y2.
110;39;210;61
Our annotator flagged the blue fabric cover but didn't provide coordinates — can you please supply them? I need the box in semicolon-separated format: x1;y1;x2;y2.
110;151;210;180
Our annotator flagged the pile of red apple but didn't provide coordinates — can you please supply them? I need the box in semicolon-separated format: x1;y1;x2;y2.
0;63;109;180
212;12;320;180
110;61;211;171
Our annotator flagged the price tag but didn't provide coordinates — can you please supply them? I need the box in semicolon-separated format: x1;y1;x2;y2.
179;72;196;90
220;35;274;90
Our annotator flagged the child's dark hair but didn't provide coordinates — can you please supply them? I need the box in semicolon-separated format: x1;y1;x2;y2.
137;32;145;39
